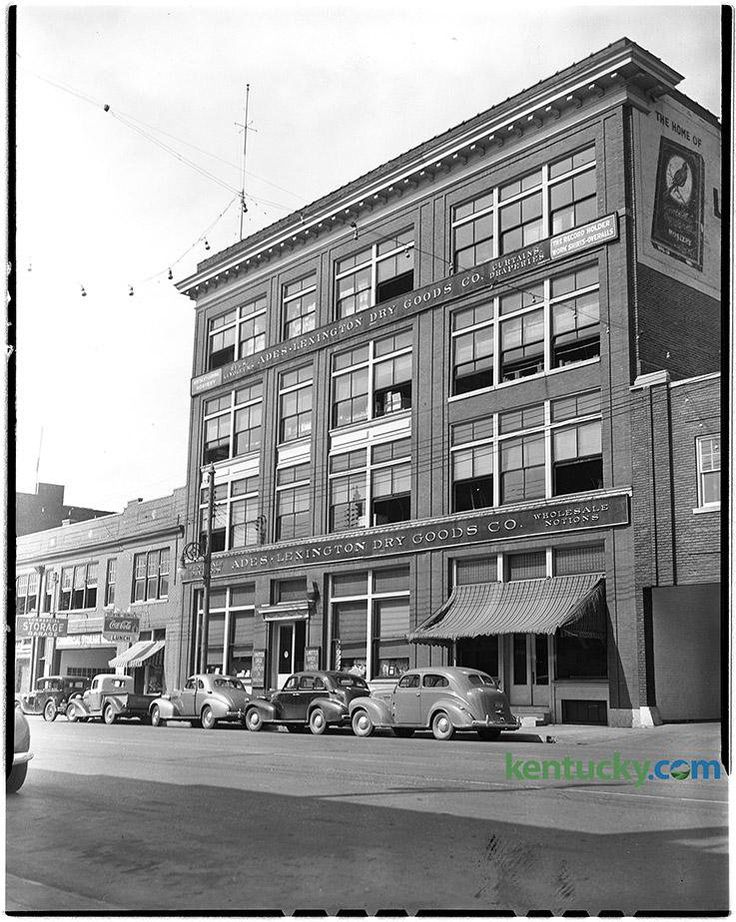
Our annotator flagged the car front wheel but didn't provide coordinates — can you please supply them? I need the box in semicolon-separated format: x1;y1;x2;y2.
43;700;58;722
352;709;374;738
309;708;327;735
151;705;166;728
66;705;79;723
103;704;117;725
6;763;28;794
431;711;455;741
245;708;263;732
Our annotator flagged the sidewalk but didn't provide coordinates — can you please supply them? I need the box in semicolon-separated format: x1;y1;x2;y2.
512;720;723;750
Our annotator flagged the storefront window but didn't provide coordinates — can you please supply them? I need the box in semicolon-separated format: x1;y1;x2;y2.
329;567;410;679
555;633;607;679
195;585;256;678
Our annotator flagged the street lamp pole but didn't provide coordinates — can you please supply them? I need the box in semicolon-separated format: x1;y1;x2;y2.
199;464;216;674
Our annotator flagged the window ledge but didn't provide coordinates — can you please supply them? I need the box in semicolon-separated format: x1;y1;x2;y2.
448;357;601;403
130;598;170;606
692;504;720;515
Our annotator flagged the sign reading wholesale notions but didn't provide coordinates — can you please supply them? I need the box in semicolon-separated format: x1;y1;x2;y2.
191;214;619;395
182;493;629;582
16;616;68;638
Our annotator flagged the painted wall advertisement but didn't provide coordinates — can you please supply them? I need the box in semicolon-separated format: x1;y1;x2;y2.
650;136;705;270
635;97;720;297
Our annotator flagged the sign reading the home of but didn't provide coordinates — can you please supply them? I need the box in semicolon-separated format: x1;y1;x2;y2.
191;214;620;395
181;493;629;582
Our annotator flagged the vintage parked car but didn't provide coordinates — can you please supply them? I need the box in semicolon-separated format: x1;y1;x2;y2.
349;666;520;741
149;674;251;730
17;674;91;722
66;673;156;724
8;702;33;793
245;670;370;735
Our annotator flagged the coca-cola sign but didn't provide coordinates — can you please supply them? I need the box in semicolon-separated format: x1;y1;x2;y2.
103;613;140;642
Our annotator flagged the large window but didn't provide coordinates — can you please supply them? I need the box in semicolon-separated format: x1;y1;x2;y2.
132;550;169;602
449;264;600;397
200;475;261;552
450;390;602;509
15;572;39;616
550;265;600;367
202;382;262;464
329;568;411;679
275;462;311;540
329;438;411;532
450;146;597;269
335;230;414;318
104;558;116;607
331;331;412;428
696;436;721;507
195;584;256;677
451;417;494;512
451;303;493;395
59;563;98;611
283;273;317;340
207;296;267;370
278;365;313;443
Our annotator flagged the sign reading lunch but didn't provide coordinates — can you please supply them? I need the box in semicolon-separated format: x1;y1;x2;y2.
102;613;141;643
191;215;619;396
181;493;629;581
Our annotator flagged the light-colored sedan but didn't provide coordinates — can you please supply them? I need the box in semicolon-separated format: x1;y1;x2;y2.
349;666;520;741
149;674;251;730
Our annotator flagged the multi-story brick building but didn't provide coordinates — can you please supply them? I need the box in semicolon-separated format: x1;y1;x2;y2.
14;489;186;695
175;38;721;726
630;371;721;721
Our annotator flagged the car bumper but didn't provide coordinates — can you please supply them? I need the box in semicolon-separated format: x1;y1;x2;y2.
470;717;521;731
13;750;33;766
226;709;246;720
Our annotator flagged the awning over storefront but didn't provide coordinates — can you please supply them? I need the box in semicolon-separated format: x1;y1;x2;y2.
409;575;606;645
109;640;165;668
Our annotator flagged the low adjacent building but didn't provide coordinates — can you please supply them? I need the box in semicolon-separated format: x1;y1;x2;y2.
14;489;187;695
16;482;114;536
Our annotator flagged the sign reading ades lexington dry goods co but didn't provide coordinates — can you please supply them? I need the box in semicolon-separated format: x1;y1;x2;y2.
191;214;619;396
182;492;629;581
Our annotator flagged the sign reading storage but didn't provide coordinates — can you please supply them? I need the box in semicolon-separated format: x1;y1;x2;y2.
16;616;68;638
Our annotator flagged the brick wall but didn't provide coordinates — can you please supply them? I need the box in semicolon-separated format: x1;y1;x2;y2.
636;264;721;380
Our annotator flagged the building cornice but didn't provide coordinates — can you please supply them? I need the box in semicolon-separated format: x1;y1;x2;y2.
177;39;686;299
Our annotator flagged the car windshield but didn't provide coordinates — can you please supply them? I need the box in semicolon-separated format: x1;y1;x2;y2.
467;673;497;688
335;675;368;689
213;678;245;690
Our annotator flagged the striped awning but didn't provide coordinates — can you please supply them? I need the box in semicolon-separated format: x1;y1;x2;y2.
409;575;606;645
109;640;165;668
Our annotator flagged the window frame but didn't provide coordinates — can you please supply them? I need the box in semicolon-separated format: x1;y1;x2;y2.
206;295;268;371
278;365;313;444
59;562;98;611
202;383;263;466
450;145;597;271
200;474;261;552
450;389;603;509
335;230;414;319
132;549;170;603
696;435;721;509
282;273;317;340
330;331;413;429
275;462;312;541
449;263;600;400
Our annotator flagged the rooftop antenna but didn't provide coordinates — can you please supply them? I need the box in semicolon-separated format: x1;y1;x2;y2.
236;84;254;239
35;426;43;491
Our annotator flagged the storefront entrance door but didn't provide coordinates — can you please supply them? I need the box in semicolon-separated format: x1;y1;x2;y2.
273;620;306;689
508;633;550;707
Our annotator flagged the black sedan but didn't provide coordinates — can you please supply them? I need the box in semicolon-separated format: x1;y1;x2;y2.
245;671;370;735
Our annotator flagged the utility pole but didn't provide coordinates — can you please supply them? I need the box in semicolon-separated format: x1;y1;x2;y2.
239;84;251;240
199;464;216;673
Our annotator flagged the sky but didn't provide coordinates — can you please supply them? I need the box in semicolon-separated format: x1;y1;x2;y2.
13;2;723;511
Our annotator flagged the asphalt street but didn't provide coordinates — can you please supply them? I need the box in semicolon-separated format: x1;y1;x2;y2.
6;718;728;914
